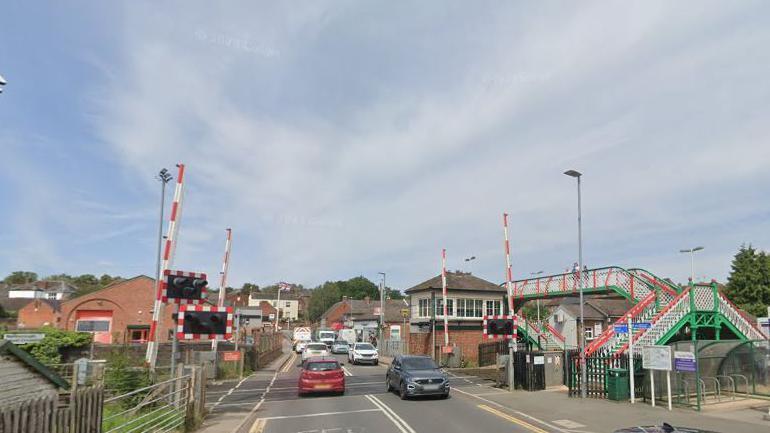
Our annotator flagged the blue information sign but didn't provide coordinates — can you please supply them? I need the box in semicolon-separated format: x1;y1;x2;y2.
613;324;629;333
632;322;651;330
674;351;697;373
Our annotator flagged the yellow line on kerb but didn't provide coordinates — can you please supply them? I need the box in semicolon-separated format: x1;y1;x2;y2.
477;404;549;433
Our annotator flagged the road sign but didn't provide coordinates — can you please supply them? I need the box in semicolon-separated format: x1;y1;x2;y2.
613;324;629;333
483;315;517;340
3;333;45;344
222;351;241;362
674;351;697;372
401;308;410;318
632;322;651;330
642;345;672;371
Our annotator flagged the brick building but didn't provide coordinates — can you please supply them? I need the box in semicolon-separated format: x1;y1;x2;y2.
321;297;410;342
406;271;505;363
17;276;177;344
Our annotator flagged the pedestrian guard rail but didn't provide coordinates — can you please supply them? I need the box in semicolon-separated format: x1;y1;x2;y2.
513;266;655;302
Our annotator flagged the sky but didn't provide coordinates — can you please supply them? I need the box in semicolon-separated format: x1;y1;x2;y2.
1;1;769;292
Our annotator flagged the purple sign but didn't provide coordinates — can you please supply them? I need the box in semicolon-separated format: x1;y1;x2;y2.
674;351;697;372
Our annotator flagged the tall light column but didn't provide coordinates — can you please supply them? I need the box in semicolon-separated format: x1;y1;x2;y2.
679;246;704;282
564;169;586;399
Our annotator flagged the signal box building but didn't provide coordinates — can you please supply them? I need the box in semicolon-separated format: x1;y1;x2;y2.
406;271;506;362
17;276;178;344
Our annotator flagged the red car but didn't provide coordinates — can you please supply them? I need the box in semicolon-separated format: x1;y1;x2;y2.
298;357;345;396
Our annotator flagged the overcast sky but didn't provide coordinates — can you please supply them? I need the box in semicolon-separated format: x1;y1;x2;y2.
1;1;769;291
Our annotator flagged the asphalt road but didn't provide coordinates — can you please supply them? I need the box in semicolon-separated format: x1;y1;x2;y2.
205;350;563;433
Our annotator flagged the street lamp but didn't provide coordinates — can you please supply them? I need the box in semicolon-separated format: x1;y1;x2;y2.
0;74;6;93
531;271;544;324
679;246;704;282
155;169;173;371
564;169;587;399
464;256;476;262
378;272;386;345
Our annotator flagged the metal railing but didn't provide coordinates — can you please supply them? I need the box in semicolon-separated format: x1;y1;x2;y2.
103;375;191;433
513;266;654;302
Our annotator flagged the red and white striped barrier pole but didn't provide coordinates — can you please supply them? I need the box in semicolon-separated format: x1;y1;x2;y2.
441;248;449;347
502;213;516;391
146;163;186;369
212;228;233;351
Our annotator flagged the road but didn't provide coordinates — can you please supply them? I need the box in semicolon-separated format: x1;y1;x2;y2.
205;350;563;433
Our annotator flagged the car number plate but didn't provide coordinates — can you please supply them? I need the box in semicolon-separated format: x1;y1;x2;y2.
314;384;332;389
423;384;440;391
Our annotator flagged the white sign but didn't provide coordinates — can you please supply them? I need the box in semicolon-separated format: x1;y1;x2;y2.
533;356;545;365
593;323;602;336
389;325;401;341
642;345;672;371
3;333;45;344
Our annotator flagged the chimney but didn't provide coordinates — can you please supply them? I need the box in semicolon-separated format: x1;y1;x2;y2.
364;296;371;305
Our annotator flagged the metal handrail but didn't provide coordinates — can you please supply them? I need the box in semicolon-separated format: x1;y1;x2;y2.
104;374;191;403
716;375;736;400
729;374;749;395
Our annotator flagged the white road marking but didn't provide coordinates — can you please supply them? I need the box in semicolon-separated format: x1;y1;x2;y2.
452;387;570;433
552;419;586;429
230;351;294;433
365;395;416;433
257;408;381;421
341;366;353;377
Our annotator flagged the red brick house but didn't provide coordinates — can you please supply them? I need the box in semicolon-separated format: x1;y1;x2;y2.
321;297;410;342
406;271;506;363
17;276;177;344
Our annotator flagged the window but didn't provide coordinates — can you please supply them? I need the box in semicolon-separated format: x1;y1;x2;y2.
129;329;149;343
584;327;594;341
285;302;291;308
435;298;454;317
454;299;484;318
456;299;466;317
76;320;110;332
418;299;430;317
485;300;501;317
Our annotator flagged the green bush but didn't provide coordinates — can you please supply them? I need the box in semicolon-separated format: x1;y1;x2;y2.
0;327;92;364
104;351;151;407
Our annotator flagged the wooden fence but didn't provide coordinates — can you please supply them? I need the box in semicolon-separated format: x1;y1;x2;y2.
0;386;103;433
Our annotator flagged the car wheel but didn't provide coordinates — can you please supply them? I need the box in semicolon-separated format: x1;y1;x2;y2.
374;361;378;366
440;392;449;399
399;382;408;400
386;377;393;392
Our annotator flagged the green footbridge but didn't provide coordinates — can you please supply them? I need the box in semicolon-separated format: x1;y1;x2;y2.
509;266;765;355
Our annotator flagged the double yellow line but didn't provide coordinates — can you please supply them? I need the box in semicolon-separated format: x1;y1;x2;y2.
477;404;549;433
281;353;297;373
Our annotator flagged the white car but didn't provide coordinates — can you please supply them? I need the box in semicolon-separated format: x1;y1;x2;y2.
295;340;310;353
348;342;379;365
301;342;330;362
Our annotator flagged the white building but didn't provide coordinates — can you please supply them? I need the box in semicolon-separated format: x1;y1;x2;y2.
8;282;75;300
248;295;299;320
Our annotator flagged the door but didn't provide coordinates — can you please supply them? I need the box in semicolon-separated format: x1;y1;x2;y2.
75;310;113;344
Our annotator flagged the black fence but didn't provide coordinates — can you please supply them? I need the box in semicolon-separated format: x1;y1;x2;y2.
478;340;508;367
566;350;643;399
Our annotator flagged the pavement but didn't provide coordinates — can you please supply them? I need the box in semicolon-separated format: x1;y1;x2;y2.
198;343;770;433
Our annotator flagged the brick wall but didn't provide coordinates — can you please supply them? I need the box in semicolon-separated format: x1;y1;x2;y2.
17;276;177;344
17;300;59;328
408;329;486;363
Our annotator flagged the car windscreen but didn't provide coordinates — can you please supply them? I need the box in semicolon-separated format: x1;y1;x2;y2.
306;361;339;371
307;344;327;350
402;357;438;370
355;344;375;350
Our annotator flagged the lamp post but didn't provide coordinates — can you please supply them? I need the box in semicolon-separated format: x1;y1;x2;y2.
0;74;7;93
679;247;704;282
564;169;586;399
155;169;173;373
531;271;544;325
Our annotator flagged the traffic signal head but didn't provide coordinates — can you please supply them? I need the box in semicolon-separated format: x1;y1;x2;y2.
177;305;233;340
486;318;515;336
165;271;208;301
182;311;227;335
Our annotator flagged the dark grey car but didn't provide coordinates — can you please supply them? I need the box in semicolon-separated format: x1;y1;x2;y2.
386;355;449;400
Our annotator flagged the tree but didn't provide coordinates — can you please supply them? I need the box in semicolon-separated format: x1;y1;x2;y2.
724;244;770;316
4;271;38;285
307;282;342;322
385;288;405;300
338;276;379;300
241;283;259;294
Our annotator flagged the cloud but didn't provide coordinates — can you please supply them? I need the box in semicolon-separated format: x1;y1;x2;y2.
4;1;769;289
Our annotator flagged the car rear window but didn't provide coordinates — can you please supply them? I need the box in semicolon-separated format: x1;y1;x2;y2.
355;343;375;350
402;357;438;370
307;343;327;350
306;361;339;371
